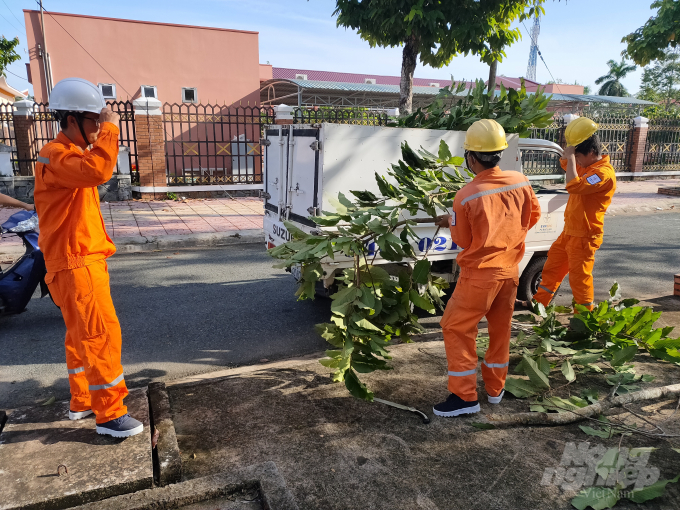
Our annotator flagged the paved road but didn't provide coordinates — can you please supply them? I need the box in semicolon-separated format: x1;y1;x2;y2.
1;211;679;410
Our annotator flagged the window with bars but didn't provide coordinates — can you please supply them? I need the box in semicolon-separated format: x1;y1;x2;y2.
98;83;116;99
141;85;157;99
182;87;198;103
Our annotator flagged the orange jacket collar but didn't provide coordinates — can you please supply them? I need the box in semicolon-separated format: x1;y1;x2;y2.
55;131;85;154
471;166;502;181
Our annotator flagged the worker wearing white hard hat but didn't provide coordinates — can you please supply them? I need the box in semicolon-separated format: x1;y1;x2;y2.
34;78;143;438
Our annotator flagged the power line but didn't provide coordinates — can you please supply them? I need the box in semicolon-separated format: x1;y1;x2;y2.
34;1;133;97
521;20;564;96
0;8;22;33
1;0;25;28
5;67;29;83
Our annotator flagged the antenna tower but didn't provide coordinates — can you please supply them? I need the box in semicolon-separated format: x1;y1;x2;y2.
526;13;540;81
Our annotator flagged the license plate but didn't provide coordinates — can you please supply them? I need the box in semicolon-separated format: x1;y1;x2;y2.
291;264;302;282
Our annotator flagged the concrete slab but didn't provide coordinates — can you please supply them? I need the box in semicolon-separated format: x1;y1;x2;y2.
70;461;298;510
0;388;153;510
148;382;182;486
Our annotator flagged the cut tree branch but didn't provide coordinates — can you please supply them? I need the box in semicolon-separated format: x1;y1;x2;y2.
486;383;680;427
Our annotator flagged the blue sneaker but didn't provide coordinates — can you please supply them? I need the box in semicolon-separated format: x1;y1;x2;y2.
433;393;480;417
96;414;144;438
69;409;94;420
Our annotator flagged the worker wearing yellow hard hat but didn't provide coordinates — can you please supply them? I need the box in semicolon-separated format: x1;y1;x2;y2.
433;119;541;417
529;116;616;311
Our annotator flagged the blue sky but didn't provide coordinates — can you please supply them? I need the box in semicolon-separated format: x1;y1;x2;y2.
0;0;658;96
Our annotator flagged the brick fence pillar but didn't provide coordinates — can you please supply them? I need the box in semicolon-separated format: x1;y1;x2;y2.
629;116;649;178
13;100;36;176
274;104;293;125
132;97;166;199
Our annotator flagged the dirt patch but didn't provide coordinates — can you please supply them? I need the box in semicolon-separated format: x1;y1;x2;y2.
168;340;680;510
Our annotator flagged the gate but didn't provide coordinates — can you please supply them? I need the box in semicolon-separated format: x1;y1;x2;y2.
163;103;274;186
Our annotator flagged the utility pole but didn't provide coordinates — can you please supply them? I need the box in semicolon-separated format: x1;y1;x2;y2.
39;0;53;97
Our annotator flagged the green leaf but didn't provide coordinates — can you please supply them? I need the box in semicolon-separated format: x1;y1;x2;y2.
41;396;55;406
504;377;541;398
470;422;496;430
578;426;614;438
409;289;435;313
609;282;619;298
571;487;620;510
315;323;345;348
611;344;638;366
353;318;383;333
626;474;680;504
530;404;546;412
438;139;452;161
344;369;373;401
561;360;576;382
522;355;550;389
554;305;573;313
572;352;603;366
581;388;599;404
412;259;431;285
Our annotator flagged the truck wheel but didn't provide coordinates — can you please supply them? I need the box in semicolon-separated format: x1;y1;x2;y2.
518;256;548;302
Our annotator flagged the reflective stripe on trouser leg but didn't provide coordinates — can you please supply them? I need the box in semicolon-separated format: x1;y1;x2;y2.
566;236;601;312
441;276;504;402
482;277;517;398
56;261;129;424
533;233;570;307
65;326;92;412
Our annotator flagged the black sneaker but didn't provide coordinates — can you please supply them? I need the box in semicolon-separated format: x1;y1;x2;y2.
96;414;144;438
433;393;481;417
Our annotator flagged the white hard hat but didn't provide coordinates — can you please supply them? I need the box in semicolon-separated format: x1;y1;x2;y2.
48;78;106;114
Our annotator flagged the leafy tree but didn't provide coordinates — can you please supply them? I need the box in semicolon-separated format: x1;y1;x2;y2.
637;48;680;109
623;0;680;66
0;37;20;78
333;0;545;114
595;59;637;97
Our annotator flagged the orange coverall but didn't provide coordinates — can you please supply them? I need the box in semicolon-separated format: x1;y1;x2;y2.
33;123;127;424
442;167;541;401
533;155;616;310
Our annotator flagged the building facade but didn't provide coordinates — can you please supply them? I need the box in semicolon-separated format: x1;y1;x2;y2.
24;10;262;106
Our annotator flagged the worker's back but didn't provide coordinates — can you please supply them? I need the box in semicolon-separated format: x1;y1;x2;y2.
451;167;541;279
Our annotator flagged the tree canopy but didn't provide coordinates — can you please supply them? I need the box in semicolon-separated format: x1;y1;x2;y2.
595;59;637;97
638;48;680;108
623;0;680;66
0;37;20;78
333;0;545;113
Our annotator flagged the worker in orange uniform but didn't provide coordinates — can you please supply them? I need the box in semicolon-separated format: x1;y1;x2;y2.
33;78;143;438
528;117;616;311
432;119;541;417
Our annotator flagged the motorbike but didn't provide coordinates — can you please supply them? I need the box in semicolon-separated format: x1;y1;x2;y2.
0;210;49;315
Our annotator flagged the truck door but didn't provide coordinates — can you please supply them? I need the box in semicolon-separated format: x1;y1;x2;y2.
263;126;288;219
286;128;321;227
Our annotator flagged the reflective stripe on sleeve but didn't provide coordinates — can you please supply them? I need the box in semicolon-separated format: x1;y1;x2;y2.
37;156;50;165
460;181;530;206
448;369;477;377
67;366;84;375
483;360;509;369
89;372;124;391
538;285;555;295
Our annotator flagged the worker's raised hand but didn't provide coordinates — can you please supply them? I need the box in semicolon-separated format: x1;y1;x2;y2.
564;145;576;158
99;107;120;126
434;214;451;228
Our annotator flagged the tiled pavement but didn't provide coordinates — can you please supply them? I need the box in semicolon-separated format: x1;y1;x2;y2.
100;197;264;238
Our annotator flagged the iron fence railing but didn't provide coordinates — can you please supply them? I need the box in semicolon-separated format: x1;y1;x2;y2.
163;103;274;186
28;101;137;178
589;113;635;172
521;149;563;176
530;113;564;144
643;117;680;172
293;107;388;126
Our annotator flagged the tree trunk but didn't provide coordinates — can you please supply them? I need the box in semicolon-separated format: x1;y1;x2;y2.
487;60;498;94
399;34;420;115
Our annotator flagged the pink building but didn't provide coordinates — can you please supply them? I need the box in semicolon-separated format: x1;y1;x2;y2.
24;10;262;106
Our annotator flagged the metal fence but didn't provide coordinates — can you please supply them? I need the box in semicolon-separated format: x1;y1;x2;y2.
24;101;138;178
293;107;388;125
643;117;680;172
585;111;634;172
163;103;274;186
529;113;564;145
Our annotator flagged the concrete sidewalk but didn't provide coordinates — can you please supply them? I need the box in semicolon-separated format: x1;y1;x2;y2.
0;197;265;261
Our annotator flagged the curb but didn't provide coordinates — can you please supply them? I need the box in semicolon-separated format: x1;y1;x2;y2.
148;382;182;487
69;461;299;510
113;229;264;253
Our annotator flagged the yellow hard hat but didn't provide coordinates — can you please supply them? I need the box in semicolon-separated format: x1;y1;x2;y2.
565;117;599;147
464;119;509;152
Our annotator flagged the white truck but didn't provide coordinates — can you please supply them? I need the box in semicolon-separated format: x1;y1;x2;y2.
262;123;567;301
